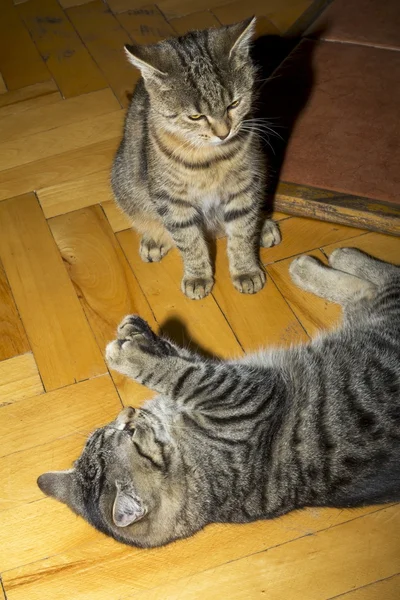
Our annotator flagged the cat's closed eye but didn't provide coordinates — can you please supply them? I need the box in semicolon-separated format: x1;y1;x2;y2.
227;99;240;109
188;114;205;121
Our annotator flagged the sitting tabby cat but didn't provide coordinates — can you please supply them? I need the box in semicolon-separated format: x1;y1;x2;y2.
38;249;400;548
111;18;281;300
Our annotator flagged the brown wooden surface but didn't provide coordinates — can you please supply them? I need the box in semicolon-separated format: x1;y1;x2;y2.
0;0;399;598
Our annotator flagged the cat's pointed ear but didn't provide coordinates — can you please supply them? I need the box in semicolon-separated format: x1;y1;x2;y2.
37;470;75;504
124;44;166;81
112;482;146;528
228;17;256;59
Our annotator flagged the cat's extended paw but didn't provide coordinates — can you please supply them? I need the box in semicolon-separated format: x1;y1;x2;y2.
232;268;266;294
139;236;170;263
329;247;364;272
289;255;321;289
182;276;214;300
260;219;281;248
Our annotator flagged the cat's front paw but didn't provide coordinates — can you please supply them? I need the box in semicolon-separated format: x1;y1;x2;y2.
139;236;170;263
182;276;214;300
260;219;281;248
232;268;266;294
106;316;168;369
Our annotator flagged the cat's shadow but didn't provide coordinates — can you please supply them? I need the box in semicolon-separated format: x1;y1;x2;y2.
251;32;318;210
159;317;219;360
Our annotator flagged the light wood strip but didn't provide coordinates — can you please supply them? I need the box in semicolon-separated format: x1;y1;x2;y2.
268;250;342;338
0;80;61;117
322;231;400;266
49;206;157;406
116;4;175;44
213;0;281;36
67;0;138;107
260;216;366;265
1;505;384;598
38;170;113;219
101;199;132;232
157;0;233;20
336;574;400;600
0;138;119;202
0;110;123;172
0;194;106;391
18;0;107;98
213;237;308;351
118;229;243;358
0;375;120;458
0;261;30;362
0;353;43;405
0;88;120;143
169;10;221;35
0;0;50;90
100;506;400;600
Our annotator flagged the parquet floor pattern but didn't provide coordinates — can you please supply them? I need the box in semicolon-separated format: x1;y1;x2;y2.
0;0;399;598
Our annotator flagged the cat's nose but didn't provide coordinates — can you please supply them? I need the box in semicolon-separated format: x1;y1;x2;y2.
217;132;229;140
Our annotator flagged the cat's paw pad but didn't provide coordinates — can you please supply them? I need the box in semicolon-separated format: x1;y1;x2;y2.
289;255;320;287
182;277;214;300
232;269;266;294
139;237;169;263
260;220;281;248
117;315;153;341
329;247;363;271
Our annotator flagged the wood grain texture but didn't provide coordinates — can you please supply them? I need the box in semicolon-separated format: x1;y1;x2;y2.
322;231;400;264
18;0;107;98
276;182;400;237
0;138;119;202
67;0;137;107
0;194;106;391
0;261;30;362
213;237;308;351
0;110;123;172
337;574;400;600
117;229;243;358
107;506;400;600
259;215;366;264
169;10;221;35
38;169;114;218
0;80;61;117
157;0;232;19
1;505;384;599
0;0;50;90
116;4;175;43
0;353;43;405
101;199;133;232
49;206;156;405
213;0;281;36
0;89;120;143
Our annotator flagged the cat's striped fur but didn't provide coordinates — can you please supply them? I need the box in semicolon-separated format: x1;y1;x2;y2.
38;249;400;548
111;18;281;300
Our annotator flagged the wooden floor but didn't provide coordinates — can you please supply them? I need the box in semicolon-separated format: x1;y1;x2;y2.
0;0;400;598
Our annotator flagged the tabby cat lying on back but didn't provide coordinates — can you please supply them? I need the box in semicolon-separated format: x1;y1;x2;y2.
38;249;400;548
111;18;281;300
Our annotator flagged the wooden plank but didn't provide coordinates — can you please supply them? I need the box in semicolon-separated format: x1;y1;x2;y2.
286;0;334;37
0;72;7;94
157;0;233;20
59;0;95;8
259;215;366;265
0;194;106;391
268;250;342;337
0;261;30;362
117;229;243;358
213;0;281;36
0;138;119;202
67;0;138;107
0;88;120;143
212;237;308;352
18;0;108;98
0;80;61;117
169;10;221;35
1;505;384;598
49;206;157;406
275;182;400;237
108;0;157;14
116;5;175;44
96;506;400;600
101;199;132;232
337;574;400;600
0;353;43;406
322;231;400;264
0;110;123;172
0;0;50;90
38;170;114;218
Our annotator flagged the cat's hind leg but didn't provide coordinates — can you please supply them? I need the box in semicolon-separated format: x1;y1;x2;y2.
329;247;399;286
290;255;376;305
